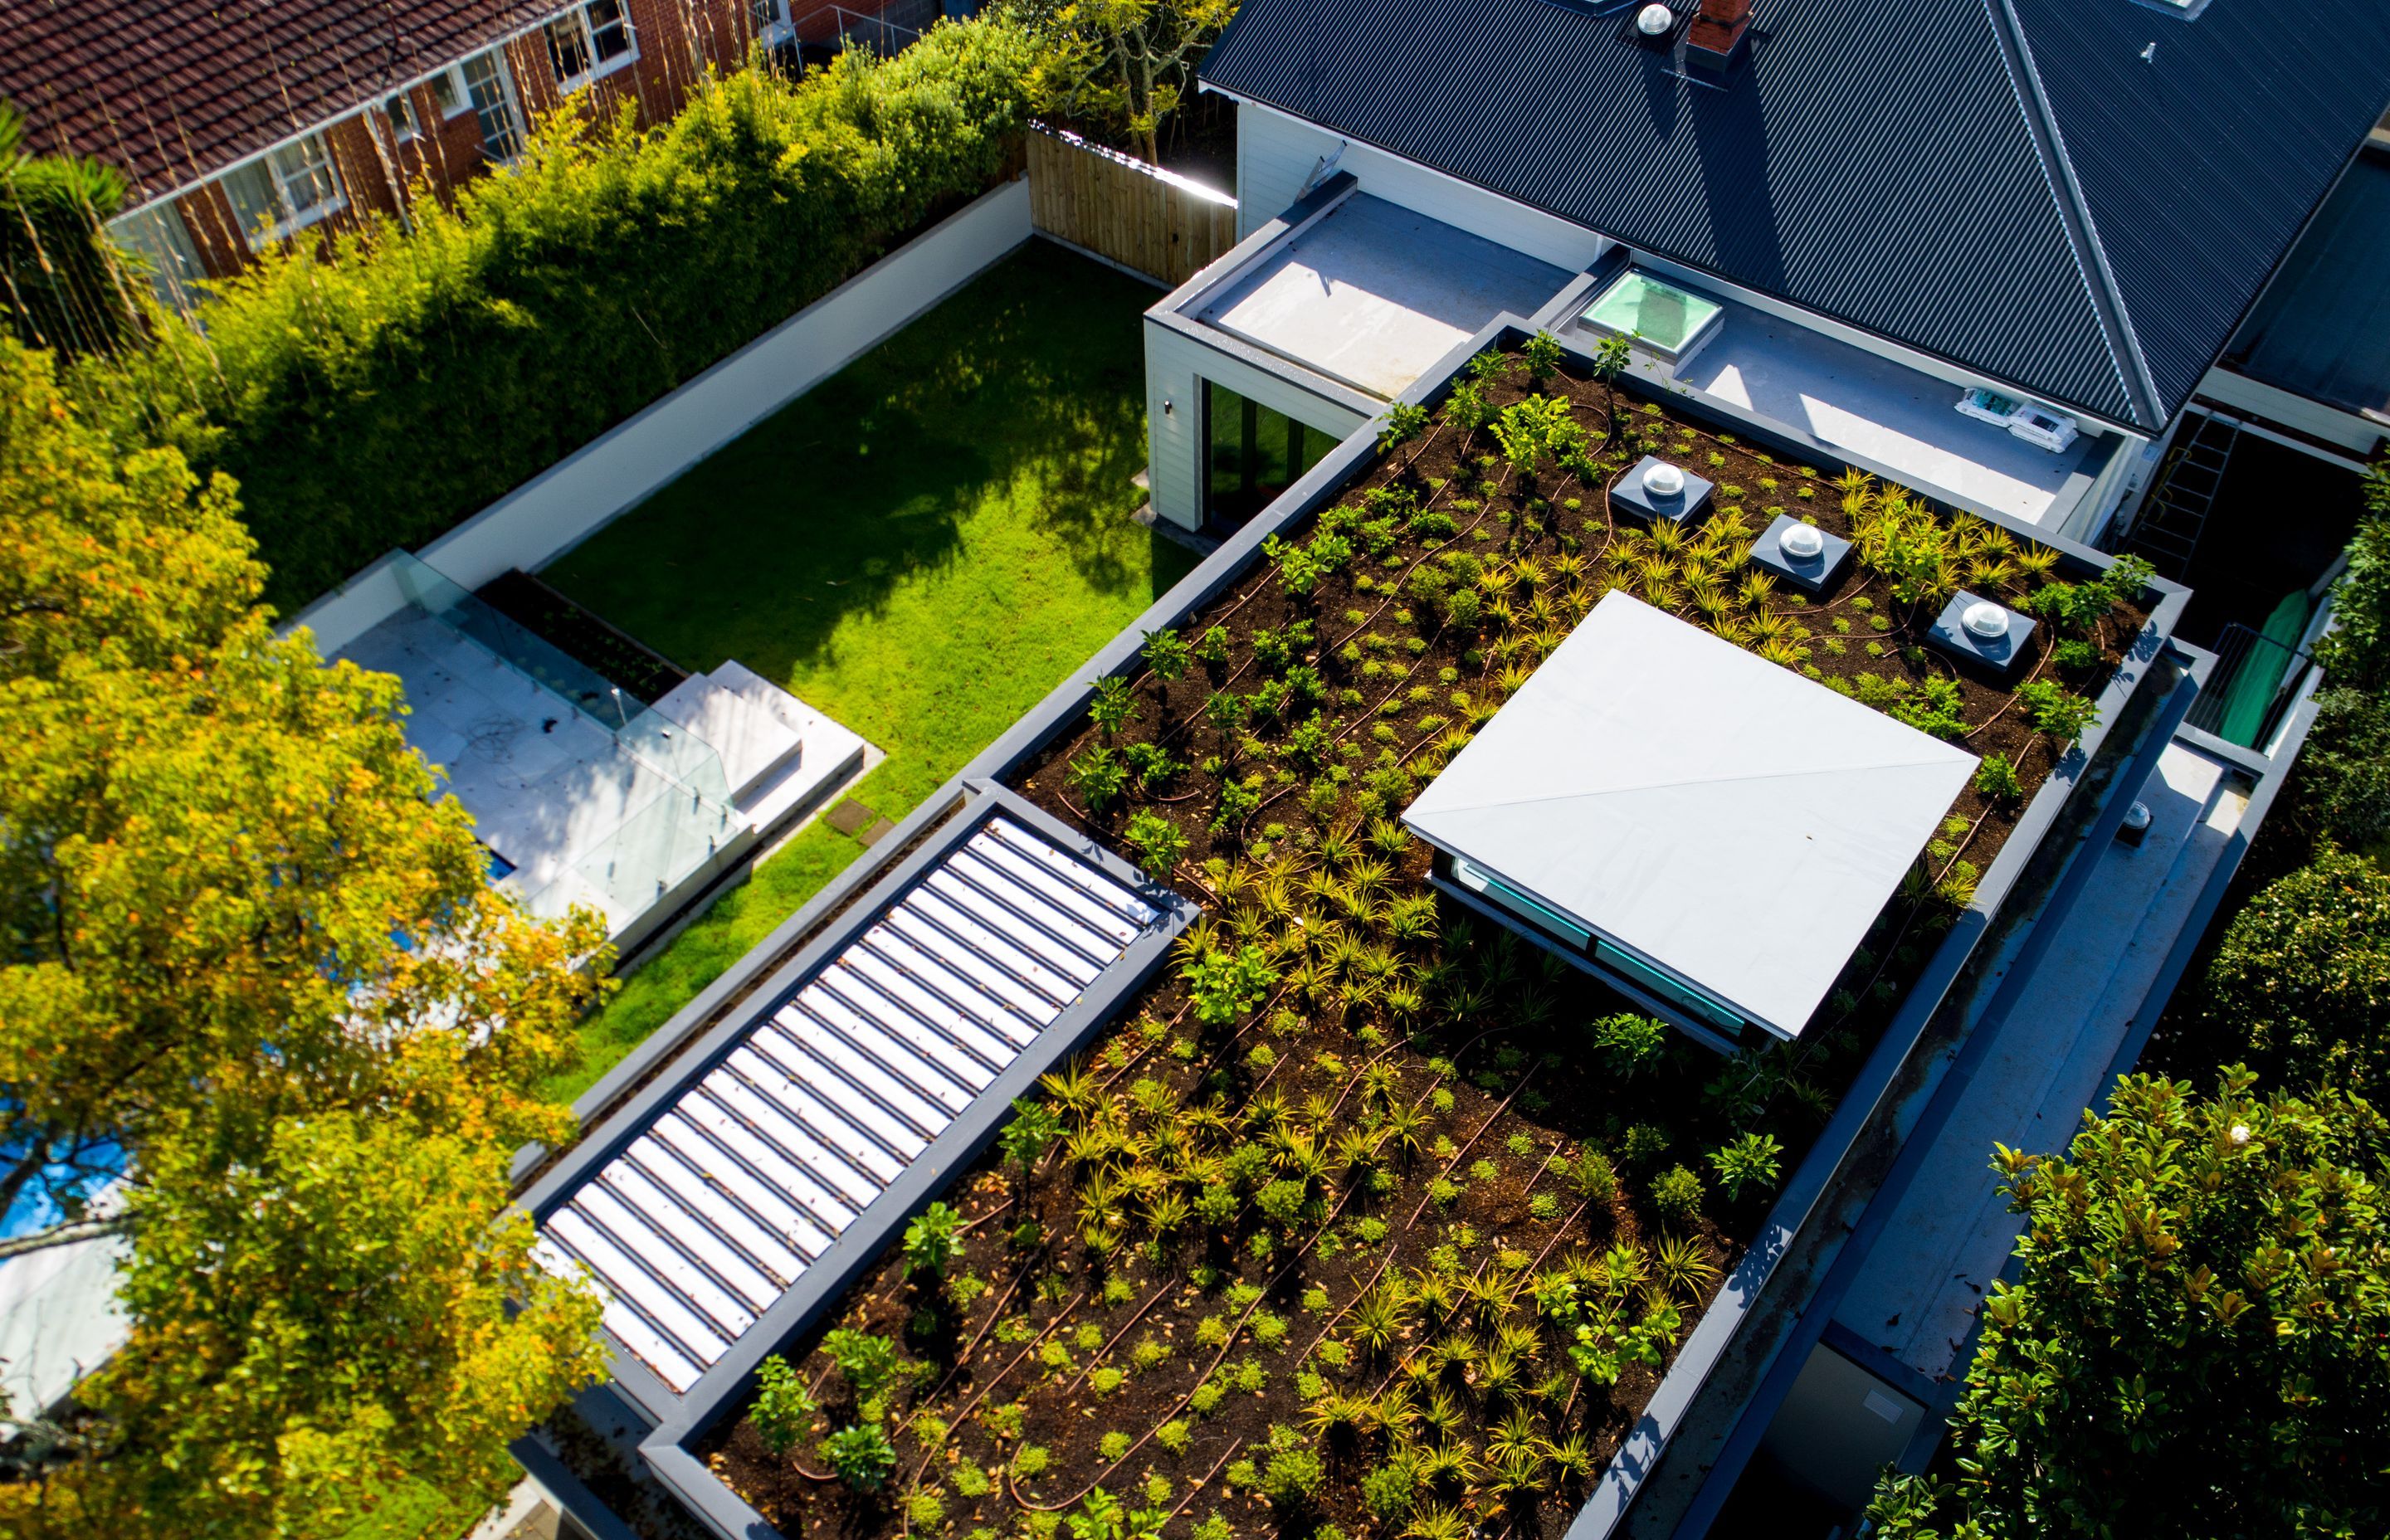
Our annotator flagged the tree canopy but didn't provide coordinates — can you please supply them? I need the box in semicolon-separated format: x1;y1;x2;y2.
0;333;607;1534
2203;849;2390;1099
1867;1070;2390;1539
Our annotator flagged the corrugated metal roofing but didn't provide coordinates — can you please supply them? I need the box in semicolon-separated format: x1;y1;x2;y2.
535;815;1163;1393
2225;150;2390;417
1200;0;2390;431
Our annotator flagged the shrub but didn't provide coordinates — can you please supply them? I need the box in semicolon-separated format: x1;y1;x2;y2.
1259;1427;1327;1510
749;1354;817;1455
1097;1430;1131;1462
1972;753;2023;803
1156;1420;1193;1455
1256;1178;1310;1228
823;1423;899;1490
955;1464;995;1499
2015;676;2099;743
76;19;1038;609
1124;807;1189;879
1708;1132;1784;1201
1590;1011;1668;1077
823;1329;900;1402
904;1201;962;1278
2204;850;2390;1097
909;1489;948;1527
1651;1164;1705;1221
1012;1445;1051;1479
1191;1517;1232;1540
1183;943;1277;1027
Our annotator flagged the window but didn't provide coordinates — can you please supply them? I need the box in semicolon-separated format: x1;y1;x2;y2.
217;133;346;247
749;0;794;42
383;92;420;142
1202;378;1337;530
427;67;467;118
461;50;524;162
546;0;638;86
108;203;204;312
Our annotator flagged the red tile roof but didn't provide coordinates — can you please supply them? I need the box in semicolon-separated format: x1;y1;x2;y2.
0;0;563;202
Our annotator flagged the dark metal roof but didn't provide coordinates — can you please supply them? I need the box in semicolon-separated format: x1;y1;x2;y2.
2224;150;2390;419
1201;0;2390;431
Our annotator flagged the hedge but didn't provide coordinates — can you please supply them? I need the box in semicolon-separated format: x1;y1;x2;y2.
71;18;1035;610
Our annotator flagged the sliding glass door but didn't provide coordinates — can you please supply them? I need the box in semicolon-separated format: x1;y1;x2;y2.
1202;378;1336;531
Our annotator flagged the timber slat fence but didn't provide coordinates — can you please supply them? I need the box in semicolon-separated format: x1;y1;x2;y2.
1026;124;1238;288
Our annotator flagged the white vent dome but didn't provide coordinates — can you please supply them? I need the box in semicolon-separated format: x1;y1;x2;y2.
1643;461;1686;497
1780;523;1825;559
1636;3;1675;36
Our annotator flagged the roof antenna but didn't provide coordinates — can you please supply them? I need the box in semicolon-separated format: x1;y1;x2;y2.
2139;41;2157;62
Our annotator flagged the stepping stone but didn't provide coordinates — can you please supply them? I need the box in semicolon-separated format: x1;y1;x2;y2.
858;817;899;848
826;799;876;837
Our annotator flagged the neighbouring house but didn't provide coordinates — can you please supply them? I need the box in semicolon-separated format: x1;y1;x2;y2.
0;0;944;306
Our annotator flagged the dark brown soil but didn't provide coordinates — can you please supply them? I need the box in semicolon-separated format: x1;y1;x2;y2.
701;351;2152;1540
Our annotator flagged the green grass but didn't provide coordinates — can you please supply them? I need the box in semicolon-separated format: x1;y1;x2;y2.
313;1478;487;1540
540;241;1195;1099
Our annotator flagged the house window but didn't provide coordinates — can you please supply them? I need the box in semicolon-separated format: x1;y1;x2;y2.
749;0;794;42
217;133;347;247
108;202;205;312
383;92;420;142
1201;378;1337;531
546;0;639;86
427;67;468;118
461;50;524;162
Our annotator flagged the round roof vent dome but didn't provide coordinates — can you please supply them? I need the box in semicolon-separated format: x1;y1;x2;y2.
1963;600;2010;640
1643;461;1686;497
1780;523;1825;560
1636;2;1675;36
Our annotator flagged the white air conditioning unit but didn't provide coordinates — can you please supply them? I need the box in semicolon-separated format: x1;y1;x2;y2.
2007;402;2079;453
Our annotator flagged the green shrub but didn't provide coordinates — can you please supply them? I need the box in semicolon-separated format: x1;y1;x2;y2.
75;18;1036;608
749;1353;817;1455
2205;850;2390;1096
1651;1164;1705;1221
1156;1419;1193;1455
1097;1430;1131;1462
823;1423;899;1490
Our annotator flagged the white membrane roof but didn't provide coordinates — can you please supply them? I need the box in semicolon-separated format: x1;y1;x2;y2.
1403;592;1977;1038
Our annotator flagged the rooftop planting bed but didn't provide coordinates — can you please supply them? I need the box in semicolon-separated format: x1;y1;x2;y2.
693;339;2153;1540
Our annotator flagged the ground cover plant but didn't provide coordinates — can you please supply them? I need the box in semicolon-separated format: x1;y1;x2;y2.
691;342;2151;1540
540;242;1196;1098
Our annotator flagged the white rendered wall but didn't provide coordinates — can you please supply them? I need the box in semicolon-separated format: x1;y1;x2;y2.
1230;99;1609;274
1144;316;1372;530
289;177;1035;646
2197;366;2388;460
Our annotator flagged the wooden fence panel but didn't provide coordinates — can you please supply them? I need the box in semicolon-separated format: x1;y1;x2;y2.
1026;127;1239;289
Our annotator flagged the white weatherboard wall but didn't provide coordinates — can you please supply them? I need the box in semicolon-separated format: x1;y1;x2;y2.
290;178;1034;654
1230;98;1608;275
1144;315;1371;530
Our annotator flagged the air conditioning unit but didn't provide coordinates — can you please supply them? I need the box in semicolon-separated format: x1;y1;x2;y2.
2007;402;2080;453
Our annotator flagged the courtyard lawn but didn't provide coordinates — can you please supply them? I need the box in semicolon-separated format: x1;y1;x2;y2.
540;239;1196;1099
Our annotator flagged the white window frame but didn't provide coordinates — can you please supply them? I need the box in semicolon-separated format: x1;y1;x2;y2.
383;90;421;143
749;0;795;46
217;131;349;248
427;65;471;119
544;0;640;90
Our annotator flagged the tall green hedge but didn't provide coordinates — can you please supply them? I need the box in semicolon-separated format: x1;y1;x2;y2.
72;19;1035;610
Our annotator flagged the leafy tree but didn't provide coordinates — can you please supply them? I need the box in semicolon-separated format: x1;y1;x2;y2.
2203;849;2390;1098
1869;1070;2390;1539
2296;462;2390;845
1014;0;1238;163
0;101;135;358
1589;333;1634;436
0;336;607;1533
2310;460;2390;692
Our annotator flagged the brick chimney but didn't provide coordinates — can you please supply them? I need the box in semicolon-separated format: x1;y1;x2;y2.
1685;0;1754;68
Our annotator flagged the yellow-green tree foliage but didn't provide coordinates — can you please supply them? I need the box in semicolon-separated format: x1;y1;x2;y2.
1013;0;1237;163
70;17;1036;610
0;333;609;1534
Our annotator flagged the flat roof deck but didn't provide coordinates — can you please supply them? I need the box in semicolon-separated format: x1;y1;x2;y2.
1832;738;2251;1390
1194;193;1571;398
1641;294;2109;528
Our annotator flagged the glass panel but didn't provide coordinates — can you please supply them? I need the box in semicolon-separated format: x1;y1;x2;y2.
384;94;418;139
1581;271;1723;354
547;15;595;80
428;70;465;116
1202;378;1334;531
1593;938;1745;1034
462;51;523;161
269;135;342;220
108;203;204;311
588;0;636;62
217;161;280;238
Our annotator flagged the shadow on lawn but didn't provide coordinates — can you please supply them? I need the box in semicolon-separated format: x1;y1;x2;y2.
546;241;1165;682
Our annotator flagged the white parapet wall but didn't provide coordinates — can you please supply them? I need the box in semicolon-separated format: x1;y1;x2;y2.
289;175;1034;651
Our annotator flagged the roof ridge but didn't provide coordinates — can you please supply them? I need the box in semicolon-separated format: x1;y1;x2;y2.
1979;0;2168;428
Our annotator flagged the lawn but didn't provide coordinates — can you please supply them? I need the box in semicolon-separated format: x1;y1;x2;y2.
540;240;1197;1099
